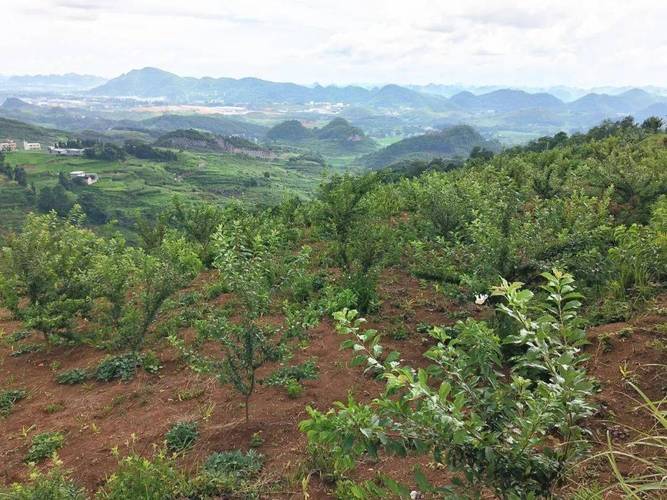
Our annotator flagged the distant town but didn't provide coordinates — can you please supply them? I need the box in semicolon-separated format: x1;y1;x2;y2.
0;139;41;152
1;138;97;184
0;138;87;156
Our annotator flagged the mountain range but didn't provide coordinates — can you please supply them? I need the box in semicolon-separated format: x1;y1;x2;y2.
361;125;498;168
1;68;666;146
87;68;667;119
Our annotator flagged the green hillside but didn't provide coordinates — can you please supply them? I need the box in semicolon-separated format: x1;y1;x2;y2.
0;117;68;144
361;125;498;168
0;148;331;236
155;129;266;154
266;117;378;155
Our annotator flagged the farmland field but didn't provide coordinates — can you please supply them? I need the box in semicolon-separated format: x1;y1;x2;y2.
2;150;338;234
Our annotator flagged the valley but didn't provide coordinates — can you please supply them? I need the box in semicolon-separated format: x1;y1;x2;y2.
1;5;666;496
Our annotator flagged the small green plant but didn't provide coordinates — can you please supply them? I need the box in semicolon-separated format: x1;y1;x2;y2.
203;449;264;479
176;386;206;402
390;325;409;340
44;402;65;414
263;360;319;387
10;344;43;357
165;421;199;453
0;460;86;499
249;431;264;448
56;368;90;385
25;432;65;463
285;379;304;399
140;351;162;374
94;353;140;382
599;334;614;353
205;281;229;300
173;313;282;423
321;285;358;315
96;452;188;500
0;389;27;416
8;330;30;342
178;291;202;307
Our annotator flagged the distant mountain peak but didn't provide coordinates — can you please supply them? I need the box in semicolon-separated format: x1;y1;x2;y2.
1;97;31;110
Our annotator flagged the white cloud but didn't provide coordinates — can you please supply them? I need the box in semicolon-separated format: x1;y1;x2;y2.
1;0;665;87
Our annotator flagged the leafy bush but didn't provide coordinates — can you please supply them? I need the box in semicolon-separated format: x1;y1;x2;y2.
25;432;65;463
263;360;319;387
173;214;291;423
204;281;229;300
9;344;43;357
203;449;264;479
0;462;86;500
301;271;594;498
285;379;304;399
344;271;379;314
191;449;265;498
165;421;199;453
56;369;89;385
117;233;202;351
0;207;101;341
0;389;27;416
320;285;358;315
94;353;140;382
174;313;282;423
140;351;162;374
96;452;188;500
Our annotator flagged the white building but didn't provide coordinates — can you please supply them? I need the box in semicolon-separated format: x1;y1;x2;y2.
23;141;41;151
0;140;17;152
70;171;99;185
48;146;85;156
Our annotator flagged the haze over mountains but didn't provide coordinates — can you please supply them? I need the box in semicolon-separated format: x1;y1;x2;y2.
85;68;667;114
1;67;666;146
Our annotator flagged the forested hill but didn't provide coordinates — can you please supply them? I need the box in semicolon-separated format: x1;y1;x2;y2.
0;117;664;498
361;125;498;168
0;117;67;143
266;117;377;153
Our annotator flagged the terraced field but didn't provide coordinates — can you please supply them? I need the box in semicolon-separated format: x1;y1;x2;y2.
2;150;338;233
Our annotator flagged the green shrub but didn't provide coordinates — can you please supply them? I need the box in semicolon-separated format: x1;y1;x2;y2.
0;389;27;417
285;379;304;399
263;360;319;387
249;432;264;449
321;285;358;315
205;281;230;300
302;271;595;498
0;208;102;342
44;402;65;414
25;432;65;463
178;291;202;307
165;421;199;453
56;369;89;385
190;450;265;497
0;463;86;500
10;344;43;357
390;325;409;340
345;271;378;314
96;453;187;500
140;351;162;374
94;353;140;382
203;449;264;479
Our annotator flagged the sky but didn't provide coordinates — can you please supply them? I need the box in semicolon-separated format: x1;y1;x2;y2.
2;0;666;87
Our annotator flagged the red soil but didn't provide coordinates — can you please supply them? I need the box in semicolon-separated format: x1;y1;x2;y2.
0;271;664;498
